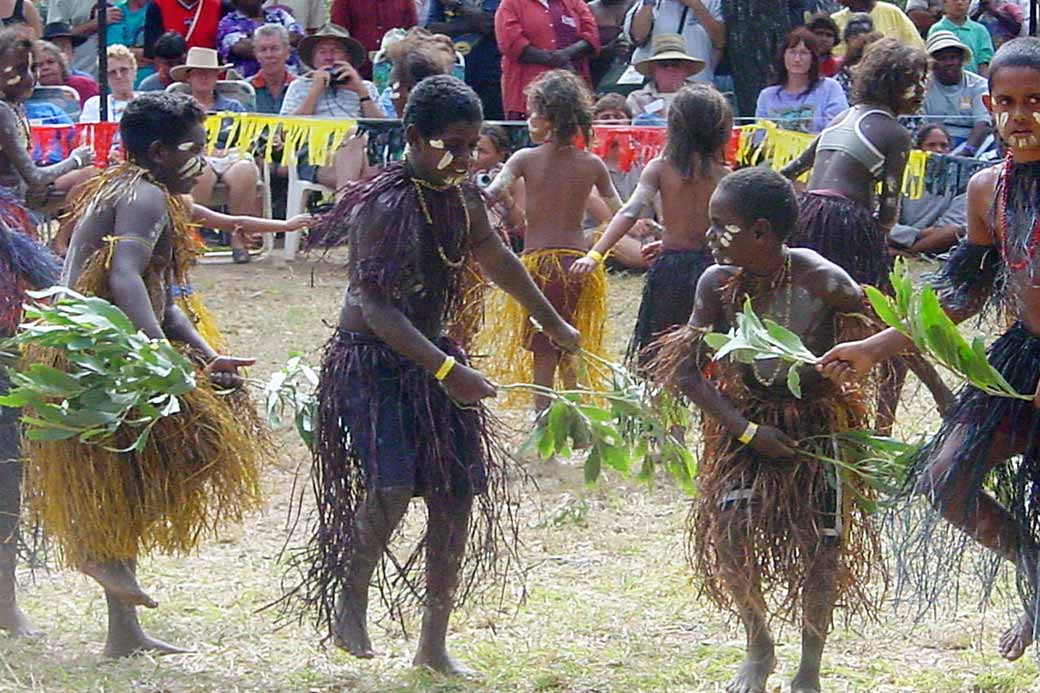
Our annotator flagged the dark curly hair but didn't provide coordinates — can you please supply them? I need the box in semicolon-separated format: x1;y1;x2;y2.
403;74;482;138
988;37;1040;90
479;123;510;159
120;91;205;164
525;69;594;144
664;84;732;179
716;167;799;239
773;27;822;96
850;37;927;113
593;92;632;121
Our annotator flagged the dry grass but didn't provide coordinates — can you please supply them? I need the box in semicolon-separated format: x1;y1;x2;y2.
2;255;1038;692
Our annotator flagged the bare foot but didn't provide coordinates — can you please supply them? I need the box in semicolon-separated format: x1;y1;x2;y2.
413;649;480;679
999;612;1034;661
104;632;190;659
726;652;776;693
333;612;374;659
791;673;822;693
0;601;38;638
82;563;157;609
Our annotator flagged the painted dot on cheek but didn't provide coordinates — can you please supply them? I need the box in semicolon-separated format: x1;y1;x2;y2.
437;151;453;170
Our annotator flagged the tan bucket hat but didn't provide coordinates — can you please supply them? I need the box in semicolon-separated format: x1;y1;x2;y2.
171;47;233;82
634;33;705;78
298;23;367;69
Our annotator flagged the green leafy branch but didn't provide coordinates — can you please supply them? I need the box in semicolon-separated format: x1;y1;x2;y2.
865;258;1029;400
0;288;197;452
257;352;318;450
704;296;818;398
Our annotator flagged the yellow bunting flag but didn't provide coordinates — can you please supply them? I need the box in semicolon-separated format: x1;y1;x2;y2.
204;112;358;167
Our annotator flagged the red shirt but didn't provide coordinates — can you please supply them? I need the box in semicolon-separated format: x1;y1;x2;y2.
155;0;222;51
820;54;841;78
495;0;600;116
67;74;99;106
330;0;418;77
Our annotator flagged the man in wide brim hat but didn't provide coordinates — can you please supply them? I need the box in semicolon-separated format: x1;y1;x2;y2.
298;23;366;70
633;33;705;79
170;46;233;82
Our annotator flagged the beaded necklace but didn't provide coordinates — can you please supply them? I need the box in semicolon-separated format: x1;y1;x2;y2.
743;249;793;388
411;176;469;269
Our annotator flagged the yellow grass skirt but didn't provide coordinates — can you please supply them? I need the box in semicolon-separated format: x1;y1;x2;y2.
474;248;608;404
174;288;227;353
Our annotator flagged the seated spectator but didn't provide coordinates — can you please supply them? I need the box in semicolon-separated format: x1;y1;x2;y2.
81;43;138;123
175;46;262;264
248;23;294;113
906;0;944;37
41;22;91;79
830;0;924;55
834;14;879;100
495;0;599;119
45;1;110;76
472;123;525;252
218;0;303;79
424;0;503;119
264;0;325;34
889;124;965;254
33;39;98;105
970;0;1025;49
626;33;704;121
279;24;383;191
329;0;417;78
807;13;842;77
755;27;847;134
138;31;185;92
624;0;724;84
143;0;222;59
1;0;41;38
105;0;151;87
923;30;990;154
379;30;454;118
928;0;994;75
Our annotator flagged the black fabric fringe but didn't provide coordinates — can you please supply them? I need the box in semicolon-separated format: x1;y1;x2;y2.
926;241;1003;318
279;330;521;640
791;191;891;288
627;247;712;367
892;322;1040;629
0;200;58;336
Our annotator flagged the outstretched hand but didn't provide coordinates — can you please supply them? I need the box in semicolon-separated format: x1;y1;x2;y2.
816;339;879;384
569;257;599;276
284;213;315;232
204;355;256;389
641;240;662;263
443;363;497;404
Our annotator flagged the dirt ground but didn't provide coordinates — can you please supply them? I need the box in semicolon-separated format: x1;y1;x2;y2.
2;254;1038;692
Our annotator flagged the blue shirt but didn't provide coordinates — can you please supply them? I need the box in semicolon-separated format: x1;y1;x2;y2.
426;0;502;84
25;102;74;164
107;2;153;86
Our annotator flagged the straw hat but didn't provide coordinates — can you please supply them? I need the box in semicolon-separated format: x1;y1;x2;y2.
634;33;705;78
298;23;366;70
171;47;232;82
926;29;973;64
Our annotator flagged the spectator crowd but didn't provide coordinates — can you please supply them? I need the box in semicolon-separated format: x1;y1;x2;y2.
6;0;1021;262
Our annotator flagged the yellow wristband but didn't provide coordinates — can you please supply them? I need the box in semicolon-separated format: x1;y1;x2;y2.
737;421;758;445
585;249;604;264
434;355;456;381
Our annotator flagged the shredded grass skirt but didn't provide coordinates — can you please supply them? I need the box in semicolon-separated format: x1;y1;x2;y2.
172;284;227;353
473;248;608;404
280;330;521;637
792;191;890;288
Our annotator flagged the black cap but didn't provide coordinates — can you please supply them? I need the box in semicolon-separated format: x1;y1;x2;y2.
42;22;87;47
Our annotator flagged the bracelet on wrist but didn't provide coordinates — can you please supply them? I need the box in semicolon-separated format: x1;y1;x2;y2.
72;154;82;168
585;249;604;264
434;355;457;381
358;95;372;103
737;421;758;445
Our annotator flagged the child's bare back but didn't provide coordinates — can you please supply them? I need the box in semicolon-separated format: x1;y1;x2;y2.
653;157;730;251
511;143;614;251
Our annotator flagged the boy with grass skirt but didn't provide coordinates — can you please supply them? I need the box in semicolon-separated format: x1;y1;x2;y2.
18;92;266;657
295;75;579;676
652;167;883;693
820;37;1040;662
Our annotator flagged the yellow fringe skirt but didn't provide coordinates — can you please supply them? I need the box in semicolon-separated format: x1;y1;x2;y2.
474;248;609;403
173;284;227;353
21;344;266;568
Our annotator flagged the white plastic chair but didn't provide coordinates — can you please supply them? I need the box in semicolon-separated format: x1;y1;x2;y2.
283;159;333;260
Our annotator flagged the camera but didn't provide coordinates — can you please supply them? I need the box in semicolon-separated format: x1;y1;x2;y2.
474;172;494;188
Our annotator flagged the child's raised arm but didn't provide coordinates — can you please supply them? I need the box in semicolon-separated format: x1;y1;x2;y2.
190;202;314;234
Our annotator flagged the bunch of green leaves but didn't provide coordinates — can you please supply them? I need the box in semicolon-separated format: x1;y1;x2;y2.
0;288;197;451
511;350;698;494
261;352;318;449
797;430;920;514
865;259;1030;400
704;296;819;398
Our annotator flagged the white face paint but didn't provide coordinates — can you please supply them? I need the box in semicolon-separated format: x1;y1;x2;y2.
436;150;454;170
4;75;20;86
177;155;204;179
2;66;12;74
429;139;445;149
177;141;196;151
724;224;742;235
997;111;1010;131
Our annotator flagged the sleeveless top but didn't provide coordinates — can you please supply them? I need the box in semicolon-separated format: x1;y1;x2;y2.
1;0;25;26
816;106;892;178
